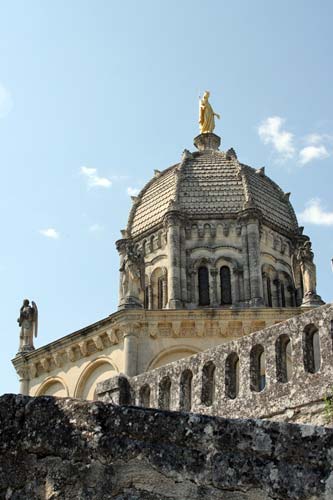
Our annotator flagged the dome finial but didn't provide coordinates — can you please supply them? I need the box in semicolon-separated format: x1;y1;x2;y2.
198;91;220;134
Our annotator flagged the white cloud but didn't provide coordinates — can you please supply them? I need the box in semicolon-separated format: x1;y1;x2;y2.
258;116;295;159
298;198;333;226
304;133;323;145
39;228;60;239
89;223;104;232
80;166;112;188
127;186;139;196
0;84;13;118
299;145;329;165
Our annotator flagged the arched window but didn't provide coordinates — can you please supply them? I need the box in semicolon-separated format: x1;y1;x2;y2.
150;235;155;253
250;345;266;392
220;266;232;305
267;277;272;307
144;286;149;309
201;361;215;406
198;266;210;306
225;352;239;399
139;384;151;408
300;271;304;301
276;334;292;382
303;324;320;373
158;376;171;410
280;283;286;307
179;369;193;411
157;277;164;309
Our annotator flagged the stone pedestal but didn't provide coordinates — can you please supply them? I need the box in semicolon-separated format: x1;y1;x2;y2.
301;292;325;307
194;133;221;151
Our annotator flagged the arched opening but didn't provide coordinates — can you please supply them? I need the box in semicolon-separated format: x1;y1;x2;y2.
179;369;193;412
198;266;210;306
276;334;292;382
158;376;171;410
36;378;68;397
280;282;286;307
75;359;117;400
225;352;239;399
250;345;266;392
157;277;164;309
151;268;167;309
266;277;272;307
148;346;201;371
201;361;216;406
220;266;232;305
303;324;320;373
144;285;149;309
139;384;150;408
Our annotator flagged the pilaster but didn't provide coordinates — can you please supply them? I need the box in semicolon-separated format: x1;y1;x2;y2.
164;211;182;309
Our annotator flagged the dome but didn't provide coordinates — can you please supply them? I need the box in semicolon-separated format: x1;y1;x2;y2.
127;133;299;239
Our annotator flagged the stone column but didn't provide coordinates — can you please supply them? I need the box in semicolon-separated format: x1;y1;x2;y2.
240;224;251;302
148;284;153;310
162;277;168;308
164;212;182;308
180;226;188;303
18;366;30;395
273;279;281;307
210;268;218;306
246;216;264;306
232;268;241;305
123;333;138;377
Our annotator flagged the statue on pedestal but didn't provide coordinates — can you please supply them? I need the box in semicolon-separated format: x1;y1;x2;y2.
199;91;220;134
17;299;38;352
119;244;145;308
296;241;324;306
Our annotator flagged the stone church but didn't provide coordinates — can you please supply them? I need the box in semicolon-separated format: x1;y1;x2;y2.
12;97;324;403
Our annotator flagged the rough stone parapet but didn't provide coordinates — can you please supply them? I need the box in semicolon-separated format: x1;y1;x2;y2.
1;394;333;499
97;304;333;426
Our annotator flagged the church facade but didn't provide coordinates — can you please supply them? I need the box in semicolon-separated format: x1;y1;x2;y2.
12;112;324;401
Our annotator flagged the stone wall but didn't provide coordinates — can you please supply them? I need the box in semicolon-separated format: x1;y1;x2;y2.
1;394;333;499
13;306;300;399
97;304;333;426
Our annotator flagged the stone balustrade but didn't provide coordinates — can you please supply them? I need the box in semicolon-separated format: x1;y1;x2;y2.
97;303;333;425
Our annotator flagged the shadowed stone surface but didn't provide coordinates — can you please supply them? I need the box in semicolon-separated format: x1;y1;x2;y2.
1;394;333;499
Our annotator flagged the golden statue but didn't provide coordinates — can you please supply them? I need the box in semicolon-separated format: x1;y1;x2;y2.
199;91;220;134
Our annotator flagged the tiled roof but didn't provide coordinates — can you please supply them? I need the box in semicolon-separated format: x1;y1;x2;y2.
178;150;245;216
128;149;299;238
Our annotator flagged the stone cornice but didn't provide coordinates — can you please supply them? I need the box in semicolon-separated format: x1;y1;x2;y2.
12;307;307;381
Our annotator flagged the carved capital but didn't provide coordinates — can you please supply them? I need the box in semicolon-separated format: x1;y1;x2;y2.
163;210;181;229
17;366;30;380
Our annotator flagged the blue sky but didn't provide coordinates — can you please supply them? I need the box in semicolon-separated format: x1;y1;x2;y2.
1;0;333;395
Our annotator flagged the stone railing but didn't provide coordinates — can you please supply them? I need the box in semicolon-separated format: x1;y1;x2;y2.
97;304;333;425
